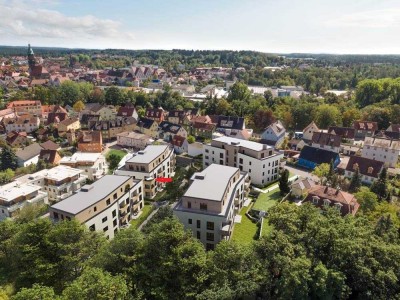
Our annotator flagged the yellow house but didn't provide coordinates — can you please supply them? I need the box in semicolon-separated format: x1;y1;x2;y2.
58;118;81;134
136;118;159;138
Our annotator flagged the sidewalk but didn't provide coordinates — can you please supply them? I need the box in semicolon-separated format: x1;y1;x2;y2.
253;175;298;194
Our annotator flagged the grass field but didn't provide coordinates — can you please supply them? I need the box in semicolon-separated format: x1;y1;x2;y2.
261;219;274;237
253;189;282;211
106;149;127;160
231;206;259;244
130;203;154;229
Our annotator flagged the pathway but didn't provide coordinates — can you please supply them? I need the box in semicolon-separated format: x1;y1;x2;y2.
253;175;299;194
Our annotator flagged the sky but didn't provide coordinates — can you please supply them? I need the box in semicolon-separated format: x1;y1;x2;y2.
1;0;400;54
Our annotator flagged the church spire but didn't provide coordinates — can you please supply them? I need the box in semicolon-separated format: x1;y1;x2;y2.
27;43;36;70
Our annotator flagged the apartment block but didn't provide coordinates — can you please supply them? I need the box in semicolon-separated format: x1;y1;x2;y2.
60;152;107;181
203;136;283;186
7;100;42;116
114;145;175;199
17;165;87;204
173;164;250;250
361;137;400;167
50;175;144;239
0;182;48;220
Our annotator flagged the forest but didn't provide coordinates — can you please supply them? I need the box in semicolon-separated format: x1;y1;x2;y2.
0;203;399;300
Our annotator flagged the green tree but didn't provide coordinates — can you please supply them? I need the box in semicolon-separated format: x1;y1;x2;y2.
58;81;81;106
227;82;251;102
355;187;378;213
0;147;18;171
0;169;15;184
62;268;129;300
312;163;330;184
279;169;290;195
348;165;361;193
315;104;342;128
371;168;388;200
187;135;195;144
72;100;85;112
105;86;125;106
11;284;58;300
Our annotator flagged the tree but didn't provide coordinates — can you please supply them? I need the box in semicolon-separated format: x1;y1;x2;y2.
11;284;58;300
0;147;18;171
0;169;15;184
58;81;81;106
253;109;275;131
355;187;378;213
312;163;330;184
279;169;290;195
62;268;129;300
105;86;125;106
371;168;388;200
72;100;85;113
315;104;342;128
187;135;195;144
227;82;251;102
348;165;361;193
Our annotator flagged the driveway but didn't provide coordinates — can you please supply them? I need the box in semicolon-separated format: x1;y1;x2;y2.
283;163;319;183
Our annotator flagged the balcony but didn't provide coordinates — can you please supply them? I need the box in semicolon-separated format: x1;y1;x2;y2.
119;201;128;209
221;224;231;237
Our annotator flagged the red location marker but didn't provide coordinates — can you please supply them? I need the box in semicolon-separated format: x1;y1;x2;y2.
156;177;173;183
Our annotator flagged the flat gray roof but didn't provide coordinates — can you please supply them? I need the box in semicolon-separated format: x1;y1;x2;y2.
213;136;272;152
51;175;131;215
126;145;169;164
184;164;238;201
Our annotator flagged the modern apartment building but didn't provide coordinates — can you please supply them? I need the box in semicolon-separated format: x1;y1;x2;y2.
17;165;87;204
59;152;107;181
0;181;48;220
361;137;400;167
50;175;144;239
173;164;250;250
114;145;175;198
203;136;283;186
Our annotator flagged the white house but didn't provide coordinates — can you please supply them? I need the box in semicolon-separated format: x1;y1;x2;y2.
15;143;43;167
261;120;286;147
59;152;108;181
361;137;400;168
117;131;154;150
303;121;319;141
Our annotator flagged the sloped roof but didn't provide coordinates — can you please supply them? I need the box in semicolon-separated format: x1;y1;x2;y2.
16;143;43;161
327;126;355;139
353;121;378;131
40;140;60;151
311;132;341;147
345;156;384;178
299;146;339;165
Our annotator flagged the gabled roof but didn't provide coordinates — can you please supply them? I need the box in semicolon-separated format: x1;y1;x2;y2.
215;115;245;130
117;105;136;117
137;117;157;129
39;149;60;164
364;136;400;150
16;143;43;161
345;156;384;178
40;140;60;151
78;131;102;144
59;117;79;127
158;121;183;134
311;132;341;147
171;135;186;147
291;177;316;190
145;107;164;119
327;126;355;139
303;121;319;133
374;130;400;140
388;124;400;132
353;121;378;131
265;120;285;135
299;146;339;165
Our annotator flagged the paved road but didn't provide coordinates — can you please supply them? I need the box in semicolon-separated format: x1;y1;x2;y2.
283;164;319;183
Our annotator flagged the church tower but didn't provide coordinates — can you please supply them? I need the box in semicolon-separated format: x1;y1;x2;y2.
27;44;36;70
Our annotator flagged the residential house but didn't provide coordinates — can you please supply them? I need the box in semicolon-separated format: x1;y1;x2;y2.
172;135;188;154
354;121;378;140
136;118;159;138
78;131;103;153
6;100;42;116
261;120;286;147
173;164;250;250
117;103;138;120
311;132;342;153
82;103;117;121
39;140;61;151
5;131;29;147
117;131;154;150
47;105;68;125
60;152;107;181
15;143;43;167
39;149;62;166
291;177;316;198
302;121;319;141
213;115;251;140
0;108;16;122
361;136;400;167
344;156;384;185
57;118;80;135
114;145;175;199
327;126;355;141
387;124;400;132
145;107;165;122
288;139;306;151
304;185;360;216
17;165;87;204
158;121;188;141
50;175;144;239
298;146;340;170
3;115;40;133
88;117;137;141
203;136;283;186
0;181;48;220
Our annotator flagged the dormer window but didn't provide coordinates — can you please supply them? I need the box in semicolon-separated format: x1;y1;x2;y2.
312;196;320;204
334;203;343;211
323;199;331;206
352;163;359;170
367;167;373;174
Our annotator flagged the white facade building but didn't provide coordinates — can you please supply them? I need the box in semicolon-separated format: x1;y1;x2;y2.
173;164;250;250
59;152;107;181
361;137;400;167
117;131;154;150
203;136;283;186
50;175;144;239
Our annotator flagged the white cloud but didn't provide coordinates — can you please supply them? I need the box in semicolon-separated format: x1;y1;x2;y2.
326;8;400;29
0;0;134;45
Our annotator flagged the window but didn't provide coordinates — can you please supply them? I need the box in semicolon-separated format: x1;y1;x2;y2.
113;193;117;200
89;224;95;231
200;203;207;211
102;216;108;223
206;243;215;250
188;218;192;224
249;161;252;165
197;220;201;228
205;149;209;153
53;212;59;219
220;153;223;158
112;210;116;218
106;199;111;205
220;160;223;164
206;222;214;230
113;219;117;227
66;216;71;221
196;231;201;239
206;232;214;241
94;206;97;212
239;158;243;164
188;201;191;209
103;226;108;232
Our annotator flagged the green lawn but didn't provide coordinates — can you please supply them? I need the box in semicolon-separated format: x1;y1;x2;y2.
253;189;282;211
106;149;127;160
231;206;259;244
261;219;274;237
130;203;154;229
